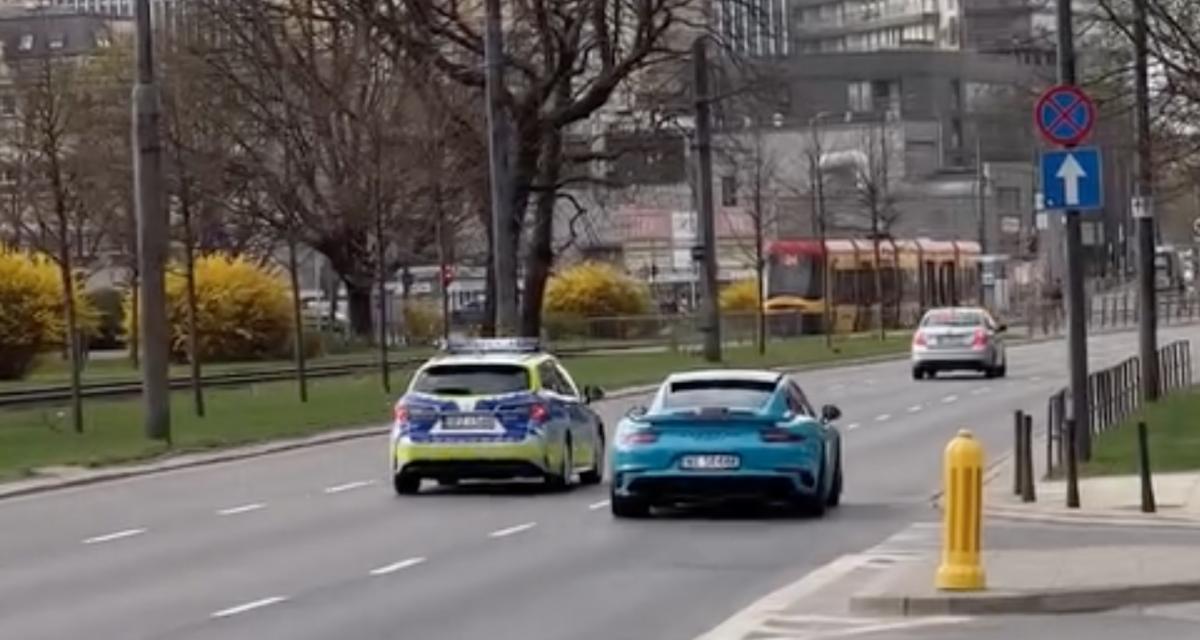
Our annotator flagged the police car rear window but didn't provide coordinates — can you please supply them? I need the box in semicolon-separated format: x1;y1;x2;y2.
664;379;776;410
412;365;529;396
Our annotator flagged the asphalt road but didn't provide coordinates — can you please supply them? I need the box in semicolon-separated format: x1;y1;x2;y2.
0;327;1197;640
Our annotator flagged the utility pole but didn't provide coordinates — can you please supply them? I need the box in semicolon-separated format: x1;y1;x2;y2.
976;134;988;305
810;116;831;347
693;38;722;362
1056;0;1092;459
1133;0;1159;401
133;0;170;442
485;0;518;336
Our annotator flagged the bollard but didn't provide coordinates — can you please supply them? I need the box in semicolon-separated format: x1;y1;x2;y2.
1138;422;1156;514
1065;418;1081;509
1021;413;1036;503
936;430;986;591
1013;410;1025;496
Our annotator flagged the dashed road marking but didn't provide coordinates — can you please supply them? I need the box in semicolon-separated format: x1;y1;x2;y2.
324;480;376;494
588;499;611;511
875;414;891;422
489;522;537;538
907;405;922;413
211;596;287;619
83;528;146;545
942;395;958;404
217;503;265;516
369;557;426;576
847;423;861;431
971;387;989;395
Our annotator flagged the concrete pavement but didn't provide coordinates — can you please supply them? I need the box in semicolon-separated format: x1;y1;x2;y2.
1;326;1197;640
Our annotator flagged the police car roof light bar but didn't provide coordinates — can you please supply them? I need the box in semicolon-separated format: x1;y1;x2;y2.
442;337;542;354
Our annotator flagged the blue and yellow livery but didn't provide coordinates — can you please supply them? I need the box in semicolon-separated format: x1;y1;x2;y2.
390;338;607;495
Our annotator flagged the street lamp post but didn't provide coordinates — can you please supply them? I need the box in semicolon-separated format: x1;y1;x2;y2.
809;113;832;345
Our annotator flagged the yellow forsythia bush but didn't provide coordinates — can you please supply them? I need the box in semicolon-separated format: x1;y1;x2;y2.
402;300;443;345
146;254;294;362
0;247;97;379
543;261;650;317
719;279;761;312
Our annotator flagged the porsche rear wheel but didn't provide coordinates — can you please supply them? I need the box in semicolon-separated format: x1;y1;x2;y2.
826;457;843;508
611;493;650;518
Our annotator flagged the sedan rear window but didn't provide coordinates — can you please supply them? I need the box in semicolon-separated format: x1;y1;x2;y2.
411;364;529;396
921;311;986;328
663;379;777;410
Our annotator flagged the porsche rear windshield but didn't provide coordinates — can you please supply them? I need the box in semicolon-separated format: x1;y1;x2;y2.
663;379;777;409
411;364;529;396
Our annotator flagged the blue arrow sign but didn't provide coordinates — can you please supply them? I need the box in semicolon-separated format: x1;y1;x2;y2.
1040;148;1103;211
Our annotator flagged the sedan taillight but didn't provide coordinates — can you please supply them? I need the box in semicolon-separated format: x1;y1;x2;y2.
621;430;659;445
971;328;988;350
913;331;927;347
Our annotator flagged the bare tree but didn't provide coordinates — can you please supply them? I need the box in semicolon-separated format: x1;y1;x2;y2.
854;120;898;340
7;52;116;432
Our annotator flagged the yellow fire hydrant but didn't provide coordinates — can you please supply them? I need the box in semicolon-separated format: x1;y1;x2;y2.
935;429;986;591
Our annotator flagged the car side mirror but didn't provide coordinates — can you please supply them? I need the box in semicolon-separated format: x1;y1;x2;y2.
821;404;842;422
626;405;648;418
583;385;605;403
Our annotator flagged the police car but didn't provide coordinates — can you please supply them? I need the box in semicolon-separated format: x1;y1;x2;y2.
390;338;607;495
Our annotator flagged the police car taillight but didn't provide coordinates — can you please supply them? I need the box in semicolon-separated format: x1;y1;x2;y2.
529;404;549;423
394;405;409;422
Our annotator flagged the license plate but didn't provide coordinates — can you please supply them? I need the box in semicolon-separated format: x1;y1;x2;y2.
441;415;496;430
680;454;741;470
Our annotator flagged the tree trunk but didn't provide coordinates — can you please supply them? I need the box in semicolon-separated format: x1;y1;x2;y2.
287;234;309;402
375;210;390;393
872;220;885;341
181;196;205;417
54;196;83;433
519;131;563;339
129;265;140;367
345;280;373;338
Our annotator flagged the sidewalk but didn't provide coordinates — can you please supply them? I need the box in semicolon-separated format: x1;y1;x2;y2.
984;439;1200;528
850;545;1200;616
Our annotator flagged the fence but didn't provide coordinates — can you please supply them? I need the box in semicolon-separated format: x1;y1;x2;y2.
1045;339;1193;477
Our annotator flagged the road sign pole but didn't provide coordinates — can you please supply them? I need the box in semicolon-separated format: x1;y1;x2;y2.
1056;0;1092;460
1133;0;1159;403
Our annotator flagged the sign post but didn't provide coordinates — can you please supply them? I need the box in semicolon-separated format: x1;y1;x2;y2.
1034;76;1097;466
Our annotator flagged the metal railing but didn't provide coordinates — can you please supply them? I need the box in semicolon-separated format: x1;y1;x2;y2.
1045;339;1193;477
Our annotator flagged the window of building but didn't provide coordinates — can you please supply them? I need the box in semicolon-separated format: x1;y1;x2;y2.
95;31;111;48
996;187;1021;210
0;168;14;185
721;175;738;206
49;34;65;50
18;35;33;52
849;81;871;112
0;95;14;116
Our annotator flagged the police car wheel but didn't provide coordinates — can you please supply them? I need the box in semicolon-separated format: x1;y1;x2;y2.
545;439;573;492
580;430;605;486
393;473;421;495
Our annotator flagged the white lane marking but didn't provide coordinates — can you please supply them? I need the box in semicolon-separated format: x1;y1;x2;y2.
907;405;922;413
1031;375;1043;382
588;499;611;511
943;395;958;404
323;480;376;494
489;522;537;538
875;414;891;422
217;503;265;516
847;422;861;431
82;528;146;545
211;596;287;619
369;557;426;576
971;387;989;395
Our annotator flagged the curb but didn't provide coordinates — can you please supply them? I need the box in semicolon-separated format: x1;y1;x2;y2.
0;348;912;501
982;506;1200;530
850;580;1200;616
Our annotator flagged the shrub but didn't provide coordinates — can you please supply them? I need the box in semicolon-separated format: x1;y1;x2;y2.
543;261;650;318
402;300;443;345
719;279;761;313
131;254;295;362
0;248;97;379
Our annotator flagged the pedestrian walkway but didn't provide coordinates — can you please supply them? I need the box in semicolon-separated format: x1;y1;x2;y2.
984;441;1200;528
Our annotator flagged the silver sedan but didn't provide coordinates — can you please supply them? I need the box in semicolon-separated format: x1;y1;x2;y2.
911;307;1008;380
